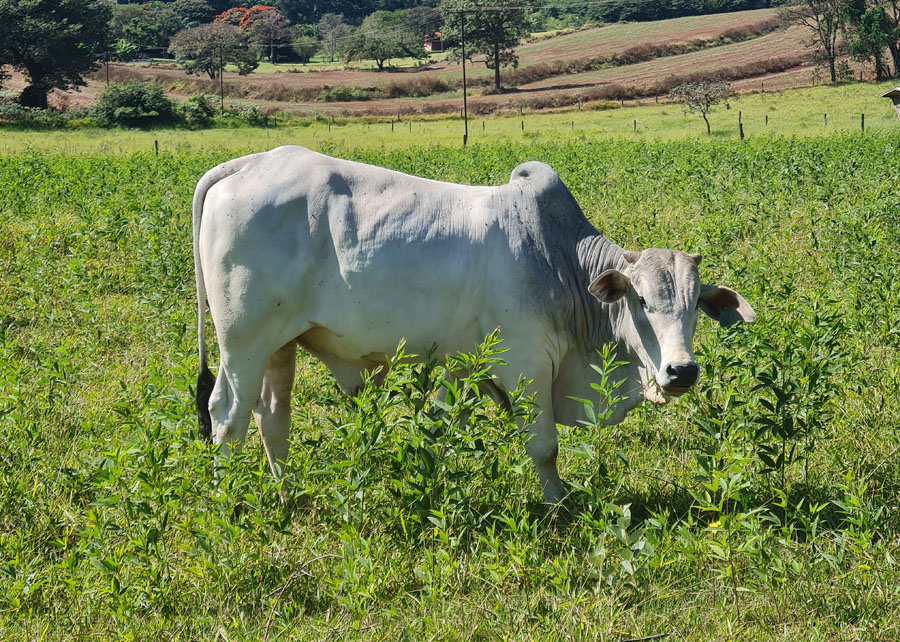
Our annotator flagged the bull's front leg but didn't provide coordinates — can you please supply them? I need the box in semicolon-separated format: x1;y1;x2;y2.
495;356;566;504
525;412;566;504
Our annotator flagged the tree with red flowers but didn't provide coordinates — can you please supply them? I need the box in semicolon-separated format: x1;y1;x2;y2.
240;5;281;28
215;5;291;63
214;7;249;26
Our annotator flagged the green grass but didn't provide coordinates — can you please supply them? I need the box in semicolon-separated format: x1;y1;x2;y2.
2;127;900;639
2;81;898;156
144;54;447;75
249;53;446;74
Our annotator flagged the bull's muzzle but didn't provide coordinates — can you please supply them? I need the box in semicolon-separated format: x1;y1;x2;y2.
658;361;699;396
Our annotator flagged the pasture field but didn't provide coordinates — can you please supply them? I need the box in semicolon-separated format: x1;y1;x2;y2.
2;132;900;640
3;80;899;156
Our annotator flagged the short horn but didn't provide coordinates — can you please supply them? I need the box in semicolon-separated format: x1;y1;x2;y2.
623;250;641;264
687;253;702;265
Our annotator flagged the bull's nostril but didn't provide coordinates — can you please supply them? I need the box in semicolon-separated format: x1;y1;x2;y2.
666;364;679;377
679;363;699;383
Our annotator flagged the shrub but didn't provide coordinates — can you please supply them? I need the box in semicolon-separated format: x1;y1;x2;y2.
223;103;266;125
384;77;451;98
95;82;177;128
0;104;68;129
179;93;218;126
317;86;372;102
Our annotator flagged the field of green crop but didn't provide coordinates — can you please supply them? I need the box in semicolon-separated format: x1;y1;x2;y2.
2;132;900;640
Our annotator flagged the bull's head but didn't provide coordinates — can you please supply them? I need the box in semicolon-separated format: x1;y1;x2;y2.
588;248;755;400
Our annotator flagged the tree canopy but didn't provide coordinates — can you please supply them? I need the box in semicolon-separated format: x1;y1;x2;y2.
440;0;528;90
0;0;111;108
247;9;293;62
317;13;352;62
344;10;426;70
109;2;183;53
668;80;732;135
169;22;259;78
779;0;845;82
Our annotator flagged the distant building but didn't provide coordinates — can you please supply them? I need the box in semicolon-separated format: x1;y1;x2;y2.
424;32;443;52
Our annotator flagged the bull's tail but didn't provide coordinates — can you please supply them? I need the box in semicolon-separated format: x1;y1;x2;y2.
193;157;252;442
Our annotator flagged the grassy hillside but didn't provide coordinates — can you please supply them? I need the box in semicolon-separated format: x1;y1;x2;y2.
1;132;899;639
22;8;817;118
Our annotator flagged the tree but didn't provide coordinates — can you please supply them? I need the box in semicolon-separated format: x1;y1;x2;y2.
844;0;900;79
113;38;139;62
172;0;216;27
205;0;238;14
407;6;443;37
292;24;319;63
668;80;732;135
215;6;251;26
249;10;293;62
845;2;895;79
0;0;111;109
109;2;183;53
344;10;425;70
876;0;900;77
440;0;529;91
317;13;352;62
780;0;846;83
241;5;284;28
169;23;259;79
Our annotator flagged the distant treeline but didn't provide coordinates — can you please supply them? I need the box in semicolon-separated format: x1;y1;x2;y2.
111;0;775;28
579;0;775;23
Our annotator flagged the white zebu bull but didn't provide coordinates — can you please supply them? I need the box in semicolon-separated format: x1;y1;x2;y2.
193;146;755;503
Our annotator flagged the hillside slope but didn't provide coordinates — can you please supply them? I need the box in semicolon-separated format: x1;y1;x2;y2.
29;8;841;116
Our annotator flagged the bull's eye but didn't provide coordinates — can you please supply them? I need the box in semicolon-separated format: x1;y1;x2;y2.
638;296;647;309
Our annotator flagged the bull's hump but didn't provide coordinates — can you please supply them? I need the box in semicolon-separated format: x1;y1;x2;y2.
507;160;587;230
509;161;559;186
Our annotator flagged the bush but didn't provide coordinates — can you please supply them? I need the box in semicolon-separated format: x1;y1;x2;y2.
384;77;451;98
0;103;68;128
95;81;177;128
179;93;217;126
317;86;372;102
222;103;266;125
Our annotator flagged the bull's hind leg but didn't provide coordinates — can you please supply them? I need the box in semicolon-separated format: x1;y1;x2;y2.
208;348;269;471
252;341;297;477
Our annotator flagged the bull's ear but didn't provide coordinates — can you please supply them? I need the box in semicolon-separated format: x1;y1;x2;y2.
589;270;629;304
699;284;756;327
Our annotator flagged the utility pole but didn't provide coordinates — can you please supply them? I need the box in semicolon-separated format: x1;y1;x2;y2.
219;47;225;114
461;9;468;147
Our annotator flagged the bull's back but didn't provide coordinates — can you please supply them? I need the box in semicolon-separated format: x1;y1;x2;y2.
199;147;528;358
